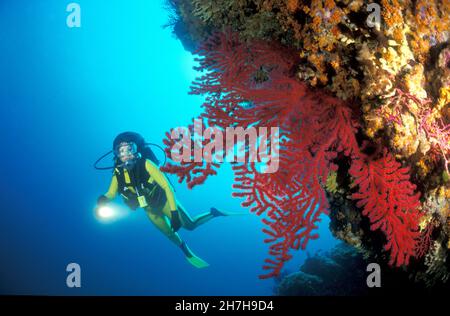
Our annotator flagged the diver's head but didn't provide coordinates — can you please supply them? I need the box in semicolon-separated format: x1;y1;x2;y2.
116;142;137;162
94;131;161;171
114;141;141;169
113;132;145;168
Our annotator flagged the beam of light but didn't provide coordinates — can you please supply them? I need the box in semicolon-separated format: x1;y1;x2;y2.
97;206;115;219
95;204;127;223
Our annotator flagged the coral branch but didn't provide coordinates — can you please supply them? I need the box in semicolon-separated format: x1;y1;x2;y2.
162;30;423;277
415;219;437;259
349;150;421;266
161;117;221;189
380;88;450;172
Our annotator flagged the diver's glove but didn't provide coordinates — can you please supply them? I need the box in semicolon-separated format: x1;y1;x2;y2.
170;210;182;232
97;195;110;207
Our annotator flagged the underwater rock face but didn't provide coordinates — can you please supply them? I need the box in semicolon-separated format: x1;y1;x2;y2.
163;0;449;289
275;242;449;295
276;271;326;296
275;243;369;296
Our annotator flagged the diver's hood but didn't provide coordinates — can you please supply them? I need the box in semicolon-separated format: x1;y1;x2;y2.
113;132;146;153
94;132;163;170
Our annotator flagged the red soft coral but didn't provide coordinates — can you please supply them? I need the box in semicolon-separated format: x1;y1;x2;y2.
162;30;422;278
349;149;421;266
232;161;324;279
379;88;450;173
161;118;221;189
415;219;437;259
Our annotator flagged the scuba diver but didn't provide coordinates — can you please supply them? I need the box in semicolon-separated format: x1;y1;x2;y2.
94;132;232;269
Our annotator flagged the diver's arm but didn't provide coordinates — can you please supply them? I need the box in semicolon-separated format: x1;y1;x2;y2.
145;160;177;211
104;175;119;200
98;175;119;205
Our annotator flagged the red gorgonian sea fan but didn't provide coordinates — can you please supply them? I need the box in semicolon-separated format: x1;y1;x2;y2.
378;88;450;173
161;31;423;278
415;219;437;259
162;118;221;189
349;149;422;266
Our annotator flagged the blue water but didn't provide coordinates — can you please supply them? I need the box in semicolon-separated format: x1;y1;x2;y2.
0;0;338;295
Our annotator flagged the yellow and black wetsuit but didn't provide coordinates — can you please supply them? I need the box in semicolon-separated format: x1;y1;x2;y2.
102;158;216;268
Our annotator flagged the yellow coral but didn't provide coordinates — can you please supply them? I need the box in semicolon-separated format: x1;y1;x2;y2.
407;0;450;62
381;0;403;28
287;0;298;12
416;157;431;178
326;170;340;194
418;213;432;231
390;113;420;157
437;87;450;112
404;64;427;99
438;186;450;199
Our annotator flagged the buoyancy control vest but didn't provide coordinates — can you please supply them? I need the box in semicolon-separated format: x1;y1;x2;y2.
114;158;166;210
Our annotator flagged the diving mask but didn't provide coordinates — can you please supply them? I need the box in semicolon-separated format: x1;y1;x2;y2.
115;142;140;165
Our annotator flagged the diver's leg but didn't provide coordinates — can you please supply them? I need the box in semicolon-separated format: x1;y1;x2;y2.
160;200;229;231
161;201;215;231
178;204;216;231
144;207;209;268
144;208;183;246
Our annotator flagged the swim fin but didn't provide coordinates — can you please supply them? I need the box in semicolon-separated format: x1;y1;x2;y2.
186;255;210;269
180;241;209;269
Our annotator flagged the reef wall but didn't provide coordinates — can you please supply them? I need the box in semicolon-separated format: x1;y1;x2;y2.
162;0;449;290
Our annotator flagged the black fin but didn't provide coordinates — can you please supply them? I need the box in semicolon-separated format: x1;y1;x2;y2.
210;207;226;217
